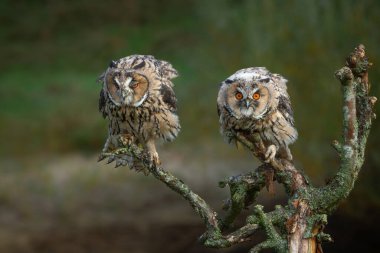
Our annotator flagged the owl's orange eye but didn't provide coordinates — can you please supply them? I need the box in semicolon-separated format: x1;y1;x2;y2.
130;82;139;89
253;93;260;100
235;92;243;100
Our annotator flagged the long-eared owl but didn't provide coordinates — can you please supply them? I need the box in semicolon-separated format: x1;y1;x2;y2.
217;67;297;162
99;55;180;166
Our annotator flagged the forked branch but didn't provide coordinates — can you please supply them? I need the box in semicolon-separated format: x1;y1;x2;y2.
99;44;376;253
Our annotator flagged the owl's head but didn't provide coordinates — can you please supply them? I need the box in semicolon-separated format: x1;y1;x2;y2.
219;67;285;119
104;66;149;107
102;55;178;107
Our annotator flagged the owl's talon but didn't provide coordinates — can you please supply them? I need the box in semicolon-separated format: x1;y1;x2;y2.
286;149;293;161
153;156;161;166
265;145;277;163
112;154;134;168
150;152;161;166
97;153;106;162
115;160;123;168
121;159;129;166
107;156;116;164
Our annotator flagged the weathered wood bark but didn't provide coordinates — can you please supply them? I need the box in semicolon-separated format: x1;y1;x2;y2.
99;44;376;253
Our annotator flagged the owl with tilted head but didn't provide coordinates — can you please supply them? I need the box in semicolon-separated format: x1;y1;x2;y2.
98;55;180;167
217;67;297;162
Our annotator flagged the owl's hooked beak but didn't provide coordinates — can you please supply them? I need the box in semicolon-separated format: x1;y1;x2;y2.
245;100;250;108
117;77;134;106
122;77;133;89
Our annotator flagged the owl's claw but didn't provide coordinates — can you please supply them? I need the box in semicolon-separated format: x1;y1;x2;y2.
145;139;160;166
107;155;116;164
115;160;123;168
98;150;133;168
150;151;161;166
97;153;107;162
153;153;161;166
286;149;293;161
265;145;277;163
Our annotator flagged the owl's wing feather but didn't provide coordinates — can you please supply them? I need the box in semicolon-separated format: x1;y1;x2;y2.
160;84;177;111
99;88;107;118
278;95;295;126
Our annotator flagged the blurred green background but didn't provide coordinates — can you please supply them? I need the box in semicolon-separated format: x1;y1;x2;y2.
0;0;379;252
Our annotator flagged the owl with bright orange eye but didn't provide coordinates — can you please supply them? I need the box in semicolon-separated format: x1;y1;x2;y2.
217;67;298;162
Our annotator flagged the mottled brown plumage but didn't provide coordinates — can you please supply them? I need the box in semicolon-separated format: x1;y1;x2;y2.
217;67;297;162
99;55;180;167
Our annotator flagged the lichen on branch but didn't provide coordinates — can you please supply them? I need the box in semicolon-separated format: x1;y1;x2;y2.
312;44;376;214
98;44;376;253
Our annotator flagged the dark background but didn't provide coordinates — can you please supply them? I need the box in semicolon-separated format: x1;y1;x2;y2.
0;0;379;252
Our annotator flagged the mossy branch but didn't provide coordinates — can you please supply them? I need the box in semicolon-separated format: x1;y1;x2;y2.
102;145;222;236
219;164;269;230
312;44;376;214
248;205;287;253
99;44;375;253
102;144;281;249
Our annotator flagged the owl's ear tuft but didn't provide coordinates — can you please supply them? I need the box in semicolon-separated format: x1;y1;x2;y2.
160;61;179;80
132;61;146;70
109;60;117;68
260;78;270;83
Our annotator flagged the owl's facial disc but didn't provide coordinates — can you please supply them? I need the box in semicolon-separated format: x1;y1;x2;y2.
105;70;124;106
249;86;271;119
128;72;149;107
105;70;149;107
225;82;270;119
226;83;250;118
